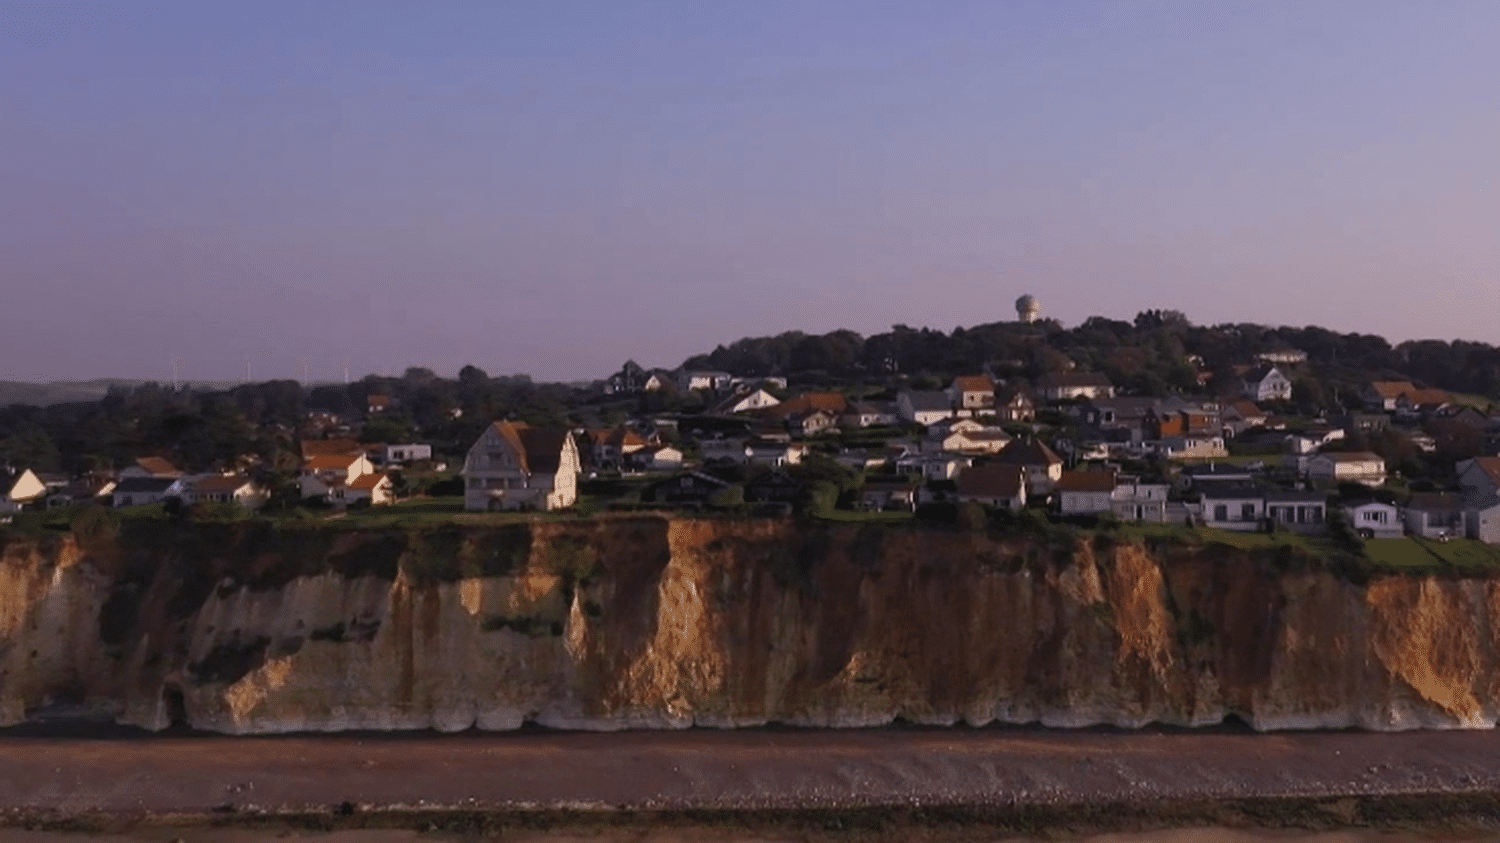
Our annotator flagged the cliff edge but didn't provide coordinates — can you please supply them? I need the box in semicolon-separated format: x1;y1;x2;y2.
1;516;1494;733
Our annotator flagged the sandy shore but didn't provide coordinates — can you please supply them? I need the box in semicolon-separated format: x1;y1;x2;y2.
4;727;1500;839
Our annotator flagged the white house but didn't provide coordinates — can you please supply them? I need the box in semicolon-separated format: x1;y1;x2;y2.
1262;489;1327;534
1;469;46;512
638;445;684;472
1345;501;1402;539
300;453;375;502
947;375;995;412
1405;492;1465;540
1457;457;1500;500
897;390;955;425
462;421;581;511
188;475;267;508
1467;494;1500;544
677;370;733;392
346;472;394;506
1111;477;1170;522
1035;372;1115;402
112;476;179;508
383;443;433;464
1198;484;1266;531
1305;451;1386;487
1241;365;1293;402
1055;469;1117;516
713;388;781;415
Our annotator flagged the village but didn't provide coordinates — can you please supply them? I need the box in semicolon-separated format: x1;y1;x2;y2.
5;313;1500;573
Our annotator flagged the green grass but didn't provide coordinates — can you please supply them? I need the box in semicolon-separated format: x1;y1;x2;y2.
812;508;914;524
1365;537;1500;574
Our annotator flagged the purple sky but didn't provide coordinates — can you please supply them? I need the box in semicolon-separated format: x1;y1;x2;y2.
4;1;1500;384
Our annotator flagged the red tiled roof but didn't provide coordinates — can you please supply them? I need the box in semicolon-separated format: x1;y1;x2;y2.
1369;381;1417;400
349;472;389;490
1056;469;1117;493
135;456;181;476
956;464;1025;499
304;454;360;470
1466;456;1500;486
993;438;1063;467
301;438;363;459
951;375;994;394
193;474;253;493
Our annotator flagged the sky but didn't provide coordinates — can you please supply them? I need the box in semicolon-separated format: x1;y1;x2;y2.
3;1;1500;384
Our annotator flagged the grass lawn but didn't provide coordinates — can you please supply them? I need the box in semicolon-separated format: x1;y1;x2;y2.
1365;536;1500;573
813;508;914;524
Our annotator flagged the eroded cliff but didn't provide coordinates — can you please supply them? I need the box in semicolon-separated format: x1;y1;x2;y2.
1;516;1496;733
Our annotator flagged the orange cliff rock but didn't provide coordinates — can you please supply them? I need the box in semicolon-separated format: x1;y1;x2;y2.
1;517;1498;734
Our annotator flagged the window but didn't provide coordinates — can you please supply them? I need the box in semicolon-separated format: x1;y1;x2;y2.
1241;503;1256;520
1214;504;1227;521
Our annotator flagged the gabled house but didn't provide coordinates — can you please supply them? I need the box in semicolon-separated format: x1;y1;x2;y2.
1363;381;1418;412
1197;484;1266;531
1394;389;1451;423
994;385;1036;422
788;408;839;436
744;469;804;505
300;453;374;502
759;391;849;423
745;437;806;467
1305;451;1386;487
637;445;684;472
461;421;581;511
840;401;900;429
859;478;919;511
366;394;391;414
189;475;267;508
1345;501;1402;539
947;375;995;412
927;419;1011;455
955;463;1026;511
1458;457;1500;500
677;370;734;392
896;390;955;425
1035;372;1114;402
605;360;649;395
713;388;781;415
642;471;731;506
990;438;1064;495
112;476;178;508
1241;365;1292;403
1;469;46;512
346;472;394;506
119;456;183;480
1467;493;1500;544
1079;397;1160;443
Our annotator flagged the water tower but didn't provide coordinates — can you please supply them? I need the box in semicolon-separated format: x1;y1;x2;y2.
1015;294;1041;324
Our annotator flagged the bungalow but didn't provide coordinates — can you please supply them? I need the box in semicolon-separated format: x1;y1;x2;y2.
1394;389;1451;423
382;443;433;465
637;445;684;472
1305;451;1386;487
1197;484;1266;531
190;475;267;508
859;479;919;511
926;419;1011;455
745;437;806;467
1241;365;1292;403
112;476;178;508
896;390;955;425
1345;501;1402;539
955;463;1027;511
1035;372;1114;402
1262;489;1327;534
641;471;730;506
840;401;899;429
461;421;581;511
1405;492;1465;540
119;456;183;480
677;370;733;392
1055;469;1117;516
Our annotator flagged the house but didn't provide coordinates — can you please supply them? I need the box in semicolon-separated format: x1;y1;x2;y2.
840;401;900;429
111;476;178;508
760;391;849;422
745;437;806;467
1080;397;1161;443
1197;484;1266;531
637;445;684;472
1055;469;1117;516
1;469;46;511
1405;492;1466;540
1035;372;1115;402
896;390;955;425
1457;457;1500;500
1394;389;1451;423
1262;489;1327;534
48;473;118;507
1156;435;1229;459
1179;462;1256;488
1111;476;1170;522
382;443;433;465
300;438;365;461
641;471;731;506
1467;494;1500;544
346;472;394;506
1221;401;1268;437
859;479;919;511
744;469;804;505
955;463;1027;511
895;452;971;481
118;456;183;480
677;370;734;392
994;385;1036;422
713;388;781;415
947;375;995;412
366;394;391;414
1363;381;1418;412
189;475;267;508
1305;451;1386;487
588;425;649;469
605;360;649;395
927;419;1011;455
1241;365;1292;403
990;438;1065;495
788;408;839;436
1345;501;1402;539
462;421;581;511
300;453;374;502
1286;425;1345;455
1255;349;1308;366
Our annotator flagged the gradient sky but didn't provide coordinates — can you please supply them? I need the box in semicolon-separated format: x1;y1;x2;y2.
4;1;1500;383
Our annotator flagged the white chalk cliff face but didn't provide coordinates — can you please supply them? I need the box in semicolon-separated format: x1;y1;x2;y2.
2;517;1498;733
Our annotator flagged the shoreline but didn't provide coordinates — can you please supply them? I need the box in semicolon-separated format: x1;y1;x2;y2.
5;728;1500;838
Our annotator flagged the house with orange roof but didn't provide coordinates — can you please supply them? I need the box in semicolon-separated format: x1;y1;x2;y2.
300;452;374;502
366;394;392;414
462;421;581;511
947;375;995;412
1363;381;1418;412
347;472;394;506
955;464;1026;511
188;474;267;508
1458;456;1500;500
991;438;1065;495
119;456;183;480
1055;469;1117;515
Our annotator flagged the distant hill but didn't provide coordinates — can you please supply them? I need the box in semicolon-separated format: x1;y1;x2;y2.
0;379;249;409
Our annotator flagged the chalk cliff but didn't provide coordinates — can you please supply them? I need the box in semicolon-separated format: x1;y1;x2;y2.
1;517;1495;733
